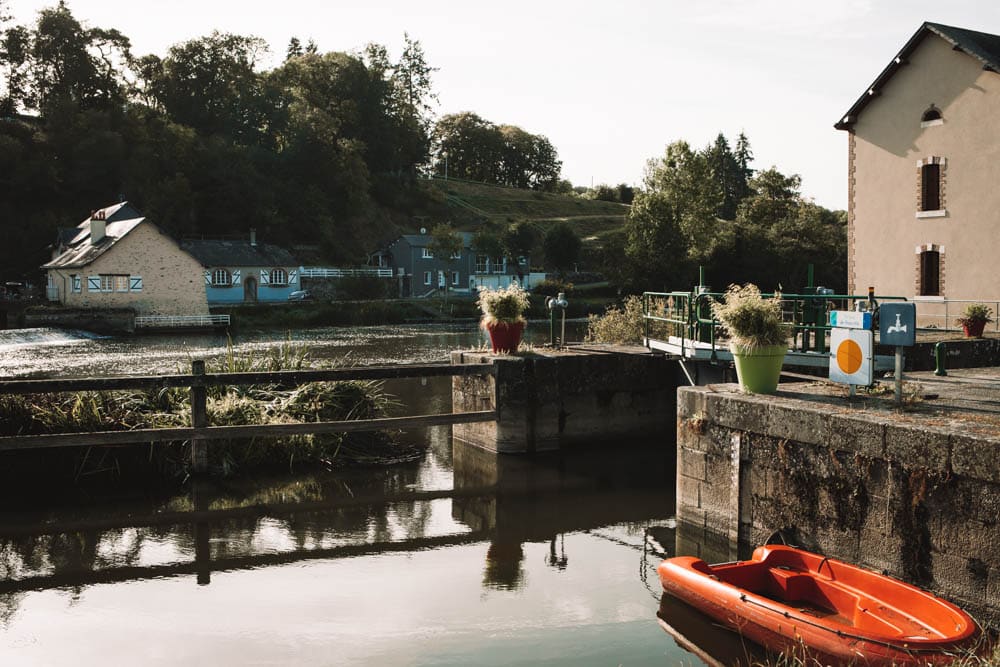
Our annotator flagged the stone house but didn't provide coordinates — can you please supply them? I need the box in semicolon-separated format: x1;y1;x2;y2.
375;231;529;297
43;203;209;316
835;22;1000;324
180;232;301;304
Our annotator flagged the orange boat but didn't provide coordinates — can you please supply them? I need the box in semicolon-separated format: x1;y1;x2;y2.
658;545;982;665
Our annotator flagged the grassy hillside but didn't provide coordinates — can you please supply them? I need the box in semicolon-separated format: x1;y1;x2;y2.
422;177;629;241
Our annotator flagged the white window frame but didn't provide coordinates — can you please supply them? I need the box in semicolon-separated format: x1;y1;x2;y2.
475;255;488;274
70;275;81;293
269;268;288;286
492;257;506;274
452;271;460;286
212;268;232;287
422;248;433;259
423;271;432;285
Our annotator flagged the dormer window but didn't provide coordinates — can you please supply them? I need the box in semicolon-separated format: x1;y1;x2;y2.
920;105;943;127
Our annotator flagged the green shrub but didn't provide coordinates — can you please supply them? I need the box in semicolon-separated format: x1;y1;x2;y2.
585;295;645;344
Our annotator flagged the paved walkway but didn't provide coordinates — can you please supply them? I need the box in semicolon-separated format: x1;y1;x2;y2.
772;366;1000;441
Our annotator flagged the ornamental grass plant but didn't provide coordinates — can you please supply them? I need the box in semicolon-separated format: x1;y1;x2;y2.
477;282;530;327
712;283;791;350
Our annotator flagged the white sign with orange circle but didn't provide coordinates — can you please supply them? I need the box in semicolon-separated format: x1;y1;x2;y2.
829;328;873;385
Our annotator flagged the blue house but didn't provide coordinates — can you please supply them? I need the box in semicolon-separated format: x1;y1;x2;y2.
375;231;530;297
180;231;301;304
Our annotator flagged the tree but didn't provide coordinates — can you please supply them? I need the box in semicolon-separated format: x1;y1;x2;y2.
149;32;278;145
642;140;724;262
543;222;581;278
622;190;689;291
501;220;539;281
432;112;502;182
705;133;743;220
432;114;561;189
472;226;504;270
427;223;463;303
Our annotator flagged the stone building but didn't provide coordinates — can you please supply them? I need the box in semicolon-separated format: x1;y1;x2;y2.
43;203;209;316
835;22;1000;323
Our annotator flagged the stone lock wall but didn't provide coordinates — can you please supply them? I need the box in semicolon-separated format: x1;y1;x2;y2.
451;346;678;453
676;385;1000;627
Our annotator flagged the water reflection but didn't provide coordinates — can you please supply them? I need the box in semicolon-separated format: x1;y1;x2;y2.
657;592;765;666
0;440;679;666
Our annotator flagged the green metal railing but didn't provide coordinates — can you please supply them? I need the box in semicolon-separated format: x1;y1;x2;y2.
642;290;908;362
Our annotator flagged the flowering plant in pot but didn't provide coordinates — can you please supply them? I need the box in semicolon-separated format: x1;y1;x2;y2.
712;283;791;394
477;282;530;353
956;303;993;338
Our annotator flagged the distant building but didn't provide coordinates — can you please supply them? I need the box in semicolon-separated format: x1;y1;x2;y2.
42;203;209;315
180;231;301;304
374;230;530;297
43;203;302;314
836;22;1000;319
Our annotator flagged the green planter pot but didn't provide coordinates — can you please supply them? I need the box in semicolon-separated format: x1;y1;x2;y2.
730;343;787;394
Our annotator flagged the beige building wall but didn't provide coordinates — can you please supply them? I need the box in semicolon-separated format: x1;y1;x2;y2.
849;34;1000;322
48;222;209;315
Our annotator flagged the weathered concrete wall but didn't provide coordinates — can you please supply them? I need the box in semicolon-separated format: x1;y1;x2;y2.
899;336;1000;371
24;306;135;334
677;382;1000;627
452;345;677;453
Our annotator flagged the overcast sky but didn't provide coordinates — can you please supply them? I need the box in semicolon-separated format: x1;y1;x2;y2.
7;0;1000;209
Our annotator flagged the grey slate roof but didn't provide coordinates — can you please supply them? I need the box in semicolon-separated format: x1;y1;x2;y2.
42;202;146;270
399;232;476;248
835;22;1000;130
179;239;299;268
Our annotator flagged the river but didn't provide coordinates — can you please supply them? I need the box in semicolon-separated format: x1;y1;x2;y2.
0;323;735;666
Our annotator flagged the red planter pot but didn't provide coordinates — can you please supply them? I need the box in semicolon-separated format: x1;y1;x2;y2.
486;321;525;353
962;320;987;338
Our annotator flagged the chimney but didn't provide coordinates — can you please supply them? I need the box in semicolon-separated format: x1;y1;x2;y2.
90;209;107;245
249;228;257;246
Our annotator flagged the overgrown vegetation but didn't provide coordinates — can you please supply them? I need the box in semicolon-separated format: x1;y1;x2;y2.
585;295;646;344
0;341;409;484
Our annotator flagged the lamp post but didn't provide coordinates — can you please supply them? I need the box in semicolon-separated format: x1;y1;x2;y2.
443;150;449;180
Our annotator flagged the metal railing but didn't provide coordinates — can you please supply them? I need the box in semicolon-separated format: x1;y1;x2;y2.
134;314;231;328
642;290;908;363
300;267;393;278
911;298;1000;333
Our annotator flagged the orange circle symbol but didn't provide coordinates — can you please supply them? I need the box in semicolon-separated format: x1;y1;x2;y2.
836;339;863;375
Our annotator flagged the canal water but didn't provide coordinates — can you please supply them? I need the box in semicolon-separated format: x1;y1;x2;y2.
0;324;733;665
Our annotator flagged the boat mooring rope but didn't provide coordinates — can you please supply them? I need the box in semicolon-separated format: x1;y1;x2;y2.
737;593;965;657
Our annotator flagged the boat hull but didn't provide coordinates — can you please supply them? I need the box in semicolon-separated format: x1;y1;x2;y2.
658;545;981;666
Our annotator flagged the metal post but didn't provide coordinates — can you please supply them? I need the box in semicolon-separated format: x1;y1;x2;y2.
894;346;903;405
934;342;948;376
190;359;208;474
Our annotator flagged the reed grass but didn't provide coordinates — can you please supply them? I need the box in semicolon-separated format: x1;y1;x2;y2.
0;339;409;484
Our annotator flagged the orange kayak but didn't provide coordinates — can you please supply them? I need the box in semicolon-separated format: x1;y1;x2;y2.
658;545;982;665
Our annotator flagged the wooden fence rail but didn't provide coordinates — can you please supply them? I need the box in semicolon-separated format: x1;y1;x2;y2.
0;361;497;470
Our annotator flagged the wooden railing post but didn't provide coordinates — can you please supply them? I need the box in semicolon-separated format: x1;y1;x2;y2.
190;360;208;474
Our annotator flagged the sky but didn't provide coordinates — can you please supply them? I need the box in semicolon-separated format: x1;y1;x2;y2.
7;0;1000;210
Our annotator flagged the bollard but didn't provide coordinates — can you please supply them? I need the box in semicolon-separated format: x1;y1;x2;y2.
934;342;948;376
